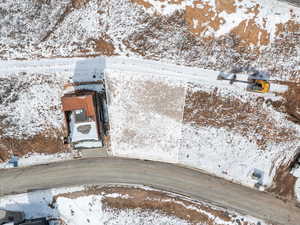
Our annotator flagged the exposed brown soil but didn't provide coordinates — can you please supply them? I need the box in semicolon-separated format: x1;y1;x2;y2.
0;130;69;163
185;1;222;35
131;0;299;49
266;82;300;200
215;0;236;14
184;0;270;46
183;85;298;149
87;35;116;56
230;19;270;46
183;83;300;199
130;0;153;8
268;163;297;201
53;186;254;225
0;75;70;163
276;19;300;37
280;82;300;125
267;150;300;201
71;0;90;9
261;81;300;126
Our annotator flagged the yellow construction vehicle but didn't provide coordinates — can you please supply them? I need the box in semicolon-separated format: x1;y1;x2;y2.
246;71;270;93
247;79;270;93
217;70;271;94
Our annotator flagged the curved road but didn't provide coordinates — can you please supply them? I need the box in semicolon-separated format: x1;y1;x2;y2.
0;158;299;225
278;0;300;7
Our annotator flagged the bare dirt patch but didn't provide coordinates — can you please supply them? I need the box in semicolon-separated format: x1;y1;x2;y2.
267;163;297;201
276;19;300;37
215;0;236;14
122;4;299;80
86;35;116;56
267;150;300;201
130;0;153;8
53;186;253;225
71;0;90;9
279;82;300;125
261;81;300;126
183;85;298;149
230;19;270;46
185;2;222;35
130;0;299;49
0;130;69;163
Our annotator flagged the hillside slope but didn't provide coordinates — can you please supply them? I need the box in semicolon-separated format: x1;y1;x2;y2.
0;0;299;80
0;0;300;201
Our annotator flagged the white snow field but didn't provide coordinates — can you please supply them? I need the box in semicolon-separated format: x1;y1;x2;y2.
105;70;186;163
0;185;269;225
0;56;299;196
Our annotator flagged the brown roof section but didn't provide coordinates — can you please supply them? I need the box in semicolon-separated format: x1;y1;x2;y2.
61;93;96;118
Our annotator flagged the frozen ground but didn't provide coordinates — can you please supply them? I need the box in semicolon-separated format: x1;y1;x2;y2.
0;56;288;140
105;57;300;192
0;56;299;199
0;0;299;81
106;70;186;163
0;152;75;169
0;185;269;225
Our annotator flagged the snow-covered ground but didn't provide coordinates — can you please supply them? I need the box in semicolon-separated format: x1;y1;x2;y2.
0;185;269;225
0;0;299;81
1;56;299;196
0;152;75;169
105;57;300;191
137;0;300;43
56;196;191;225
106;70;186;163
0;57;104;139
0;56;287;140
291;162;300;200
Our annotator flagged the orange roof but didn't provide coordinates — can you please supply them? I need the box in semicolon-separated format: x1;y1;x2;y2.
61;94;96;118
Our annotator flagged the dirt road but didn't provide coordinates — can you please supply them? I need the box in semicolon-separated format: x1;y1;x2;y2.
0;157;299;225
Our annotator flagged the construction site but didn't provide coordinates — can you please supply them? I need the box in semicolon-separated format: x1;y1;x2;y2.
0;0;300;225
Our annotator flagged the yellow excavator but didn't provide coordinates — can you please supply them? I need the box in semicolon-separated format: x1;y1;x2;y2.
217;70;270;93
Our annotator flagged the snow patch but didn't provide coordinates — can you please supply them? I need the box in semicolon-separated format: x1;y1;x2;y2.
0;152;74;169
